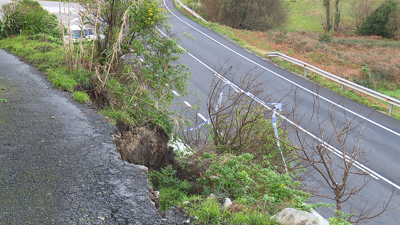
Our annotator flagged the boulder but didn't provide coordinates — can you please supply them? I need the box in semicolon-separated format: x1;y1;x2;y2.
222;198;232;208
274;208;329;225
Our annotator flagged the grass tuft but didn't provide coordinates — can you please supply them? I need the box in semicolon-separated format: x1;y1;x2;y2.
72;91;90;103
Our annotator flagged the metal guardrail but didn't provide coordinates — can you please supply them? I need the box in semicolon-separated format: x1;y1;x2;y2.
268;52;400;114
176;0;208;24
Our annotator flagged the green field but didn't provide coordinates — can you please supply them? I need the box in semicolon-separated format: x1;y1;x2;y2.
282;1;324;33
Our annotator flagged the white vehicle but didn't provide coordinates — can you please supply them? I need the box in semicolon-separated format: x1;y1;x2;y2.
65;25;95;41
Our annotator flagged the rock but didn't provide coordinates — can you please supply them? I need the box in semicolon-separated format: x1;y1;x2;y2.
148;189;160;209
222;198;232;208
165;206;191;224
274;208;329;225
208;193;217;199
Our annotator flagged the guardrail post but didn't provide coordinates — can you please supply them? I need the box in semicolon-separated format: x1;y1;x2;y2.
389;104;393;114
341;84;344;92
304;68;308;78
282;58;284;63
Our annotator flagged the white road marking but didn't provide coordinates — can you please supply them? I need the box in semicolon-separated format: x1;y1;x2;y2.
172;90;180;96
197;113;207;122
156;26;400;190
163;0;400;139
183;101;192;107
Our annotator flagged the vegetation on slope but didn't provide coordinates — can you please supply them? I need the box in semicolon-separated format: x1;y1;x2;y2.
0;0;319;224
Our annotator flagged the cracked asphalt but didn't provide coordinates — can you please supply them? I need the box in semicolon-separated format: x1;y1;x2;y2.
0;49;165;224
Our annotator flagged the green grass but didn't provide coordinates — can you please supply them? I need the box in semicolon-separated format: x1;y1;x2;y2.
282;1;323;33
270;57;400;119
380;89;400;100
98;108;133;125
334;38;400;49
72;91;90;103
0;98;7;103
0;34;92;100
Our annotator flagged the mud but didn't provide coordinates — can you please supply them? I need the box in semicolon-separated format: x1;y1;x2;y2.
114;124;176;170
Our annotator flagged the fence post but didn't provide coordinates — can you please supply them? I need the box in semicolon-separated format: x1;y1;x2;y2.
389;104;393;114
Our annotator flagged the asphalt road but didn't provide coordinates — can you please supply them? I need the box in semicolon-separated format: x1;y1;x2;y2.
38;1;80;25
0;50;165;224
163;0;400;223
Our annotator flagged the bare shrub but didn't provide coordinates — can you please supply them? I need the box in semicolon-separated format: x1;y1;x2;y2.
349;0;379;30
293;96;396;223
386;8;400;39
200;0;287;31
180;60;296;172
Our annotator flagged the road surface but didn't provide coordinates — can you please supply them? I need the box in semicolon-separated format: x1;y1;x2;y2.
163;0;400;223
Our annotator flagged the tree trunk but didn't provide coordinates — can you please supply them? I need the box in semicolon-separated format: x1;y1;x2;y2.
334;0;341;32
323;0;332;33
336;200;342;213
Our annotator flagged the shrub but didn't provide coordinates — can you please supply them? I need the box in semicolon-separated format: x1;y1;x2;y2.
199;153;310;215
0;0;61;39
349;0;379;30
386;7;400;39
200;0;287;31
358;0;398;37
148;165;192;210
319;32;333;43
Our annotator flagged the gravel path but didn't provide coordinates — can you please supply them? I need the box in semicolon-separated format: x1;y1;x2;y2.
0;49;165;224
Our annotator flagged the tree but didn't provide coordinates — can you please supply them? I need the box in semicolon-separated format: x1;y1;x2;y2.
358;0;398;37
349;0;378;30
386;7;400;39
293;96;395;223
60;0;190;133
322;0;332;32
321;0;341;33
200;0;287;31
333;0;341;32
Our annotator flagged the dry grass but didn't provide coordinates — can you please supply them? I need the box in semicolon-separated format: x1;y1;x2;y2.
207;26;400;116
234;30;400;90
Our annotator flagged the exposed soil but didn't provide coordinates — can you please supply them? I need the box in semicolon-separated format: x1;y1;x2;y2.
114;123;208;197
114;123;176;170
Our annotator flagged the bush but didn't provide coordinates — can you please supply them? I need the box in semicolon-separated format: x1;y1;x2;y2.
319;32;333;43
148;165;192;210
200;0;287;31
386;7;400;39
349;0;379;30
199;153;310;215
358;0;398;37
0;0;61;39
